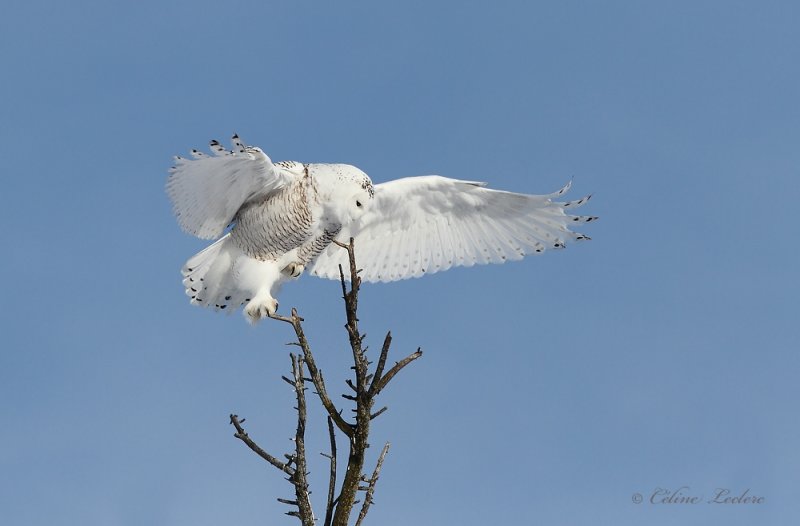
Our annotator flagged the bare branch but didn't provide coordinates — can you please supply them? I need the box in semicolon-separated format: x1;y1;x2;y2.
331;239;373;526
338;263;349;303
372;349;424;397
289;354;315;524
274;308;354;438
355;442;391;526
268;311;302;324
369;332;393;394
330;238;423;526
370;406;388;420
229;414;293;476
322;416;337;526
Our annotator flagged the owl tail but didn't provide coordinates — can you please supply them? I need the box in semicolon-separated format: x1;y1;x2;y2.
181;234;249;313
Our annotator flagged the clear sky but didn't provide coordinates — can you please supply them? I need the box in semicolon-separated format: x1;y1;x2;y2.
1;1;798;525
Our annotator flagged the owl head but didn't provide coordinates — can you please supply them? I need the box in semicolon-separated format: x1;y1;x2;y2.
312;164;375;224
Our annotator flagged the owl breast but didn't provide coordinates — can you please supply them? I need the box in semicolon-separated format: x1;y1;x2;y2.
230;179;316;261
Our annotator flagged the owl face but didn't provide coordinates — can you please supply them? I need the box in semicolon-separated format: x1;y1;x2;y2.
312;164;375;224
347;186;374;221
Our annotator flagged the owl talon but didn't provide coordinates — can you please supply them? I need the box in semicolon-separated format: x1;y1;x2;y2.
244;296;279;324
282;262;305;278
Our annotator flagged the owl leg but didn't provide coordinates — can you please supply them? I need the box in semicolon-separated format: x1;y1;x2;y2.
281;262;305;278
244;292;279;324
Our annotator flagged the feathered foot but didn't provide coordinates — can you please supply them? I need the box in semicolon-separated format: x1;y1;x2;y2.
281;262;305;278
244;294;279;324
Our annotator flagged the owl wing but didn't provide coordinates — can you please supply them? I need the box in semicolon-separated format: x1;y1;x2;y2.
308;175;596;282
166;135;302;239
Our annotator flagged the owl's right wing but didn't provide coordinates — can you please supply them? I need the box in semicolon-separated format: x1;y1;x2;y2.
166;135;302;239
309;175;595;283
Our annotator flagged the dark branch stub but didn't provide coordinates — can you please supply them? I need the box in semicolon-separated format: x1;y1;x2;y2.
230;238;422;526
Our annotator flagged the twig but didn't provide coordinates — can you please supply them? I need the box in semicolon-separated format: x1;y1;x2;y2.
371;349;424;397
370;406;388;420
229;414;293;476
369;332;393;395
355;442;391;526
322;416;337;526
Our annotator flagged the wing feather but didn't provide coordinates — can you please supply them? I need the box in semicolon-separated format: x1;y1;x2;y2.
166;136;300;239
308;175;595;282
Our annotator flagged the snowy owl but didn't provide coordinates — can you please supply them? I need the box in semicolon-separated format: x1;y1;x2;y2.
166;135;596;323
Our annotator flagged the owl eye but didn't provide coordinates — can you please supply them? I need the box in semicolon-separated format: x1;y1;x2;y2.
356;200;362;207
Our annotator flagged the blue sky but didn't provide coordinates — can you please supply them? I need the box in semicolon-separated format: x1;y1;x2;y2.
1;1;798;524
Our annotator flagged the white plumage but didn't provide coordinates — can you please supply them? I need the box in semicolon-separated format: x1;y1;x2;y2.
166;135;596;323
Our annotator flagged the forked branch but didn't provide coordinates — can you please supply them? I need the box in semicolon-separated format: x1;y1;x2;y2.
231;238;422;526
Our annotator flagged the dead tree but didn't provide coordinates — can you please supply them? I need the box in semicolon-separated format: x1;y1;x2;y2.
230;238;422;526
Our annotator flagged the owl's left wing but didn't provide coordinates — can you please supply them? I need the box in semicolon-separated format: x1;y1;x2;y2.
166;135;301;239
308;175;595;282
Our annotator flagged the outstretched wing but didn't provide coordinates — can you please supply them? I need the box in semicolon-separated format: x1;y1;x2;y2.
166;135;301;239
308;175;595;282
